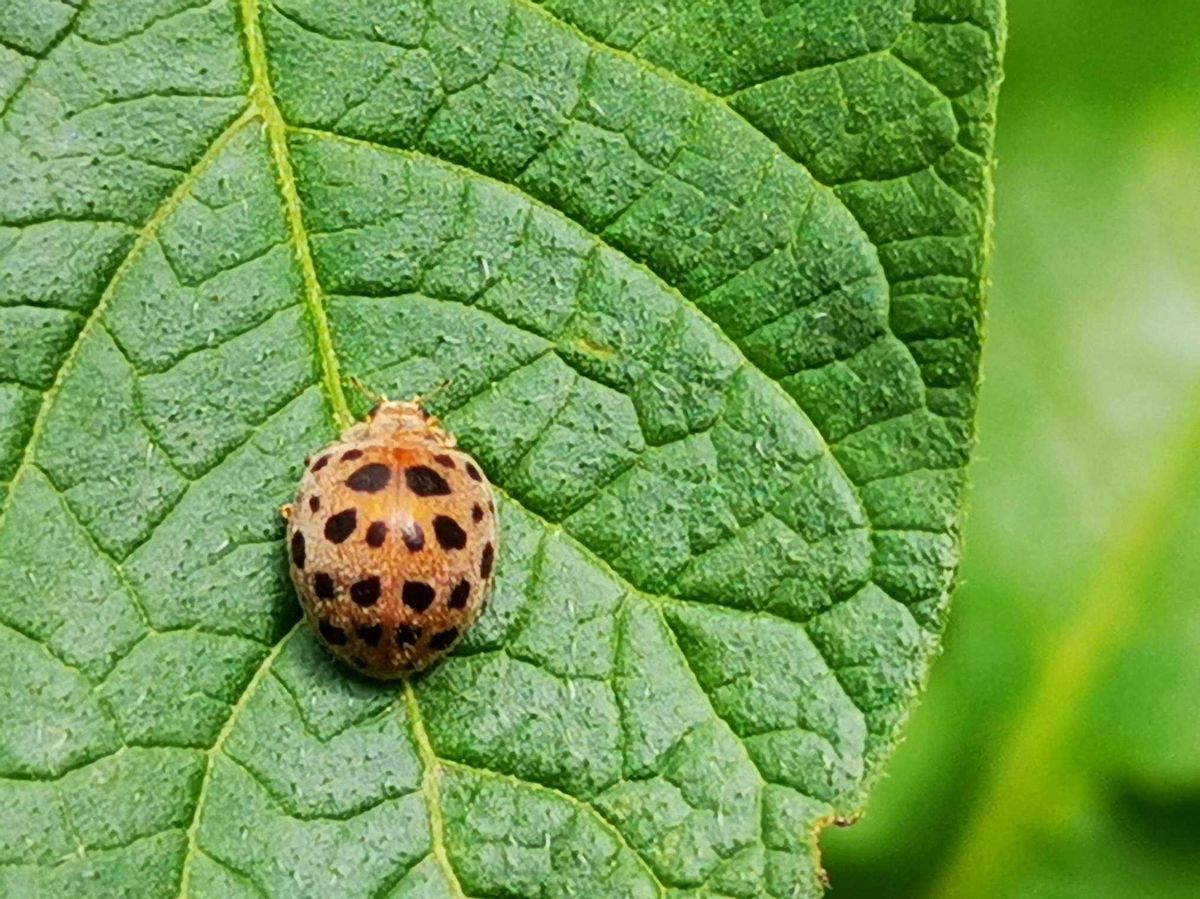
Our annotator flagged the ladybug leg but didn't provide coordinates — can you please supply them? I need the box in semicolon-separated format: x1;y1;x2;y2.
279;503;293;520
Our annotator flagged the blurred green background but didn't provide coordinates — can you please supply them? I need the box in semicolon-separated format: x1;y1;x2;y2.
823;1;1200;896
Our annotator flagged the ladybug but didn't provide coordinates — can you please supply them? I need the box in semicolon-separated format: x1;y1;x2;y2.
281;398;497;678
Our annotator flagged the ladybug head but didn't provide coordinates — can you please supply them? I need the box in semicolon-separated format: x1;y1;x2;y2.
366;400;451;445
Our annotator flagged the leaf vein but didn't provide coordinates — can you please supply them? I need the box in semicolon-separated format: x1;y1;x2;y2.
0;106;257;536
175;623;299;897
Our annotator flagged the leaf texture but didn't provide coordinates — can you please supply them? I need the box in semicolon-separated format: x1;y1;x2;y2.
0;1;1003;896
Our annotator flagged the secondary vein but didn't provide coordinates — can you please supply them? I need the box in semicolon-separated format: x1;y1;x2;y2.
0;105;256;534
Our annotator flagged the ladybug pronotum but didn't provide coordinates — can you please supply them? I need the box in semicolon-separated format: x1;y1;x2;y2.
282;399;497;678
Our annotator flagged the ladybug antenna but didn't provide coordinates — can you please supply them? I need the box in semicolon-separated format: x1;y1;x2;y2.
349;377;387;411
414;378;452;407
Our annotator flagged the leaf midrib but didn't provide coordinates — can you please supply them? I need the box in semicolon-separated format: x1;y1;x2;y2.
402;684;468;899
240;0;351;431
175;2;473;894
171;0;396;892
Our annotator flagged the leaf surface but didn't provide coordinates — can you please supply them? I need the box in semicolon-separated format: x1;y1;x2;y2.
0;1;1003;896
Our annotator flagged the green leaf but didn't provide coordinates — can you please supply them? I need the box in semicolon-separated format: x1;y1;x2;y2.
0;1;1003;896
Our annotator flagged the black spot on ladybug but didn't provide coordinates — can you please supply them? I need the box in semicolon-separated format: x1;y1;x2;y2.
480;542;494;578
290;532;306;568
406;465;451;496
342;449;364;462
433;515;467;550
472;503;484;523
449;580;470;609
366;521;388;548
395;624;421;646
313;572;336;600
356;624;382;646
319;620;346;645
311;455;330;473
401;521;424;551
346;462;391;493
309;495;320;513
430;627;459;650
434;454;455;469
324;508;357;543
402;581;435;612
466;462;482;481
350;576;381;607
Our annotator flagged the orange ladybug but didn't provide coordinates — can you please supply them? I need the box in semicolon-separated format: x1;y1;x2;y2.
281;399;496;678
